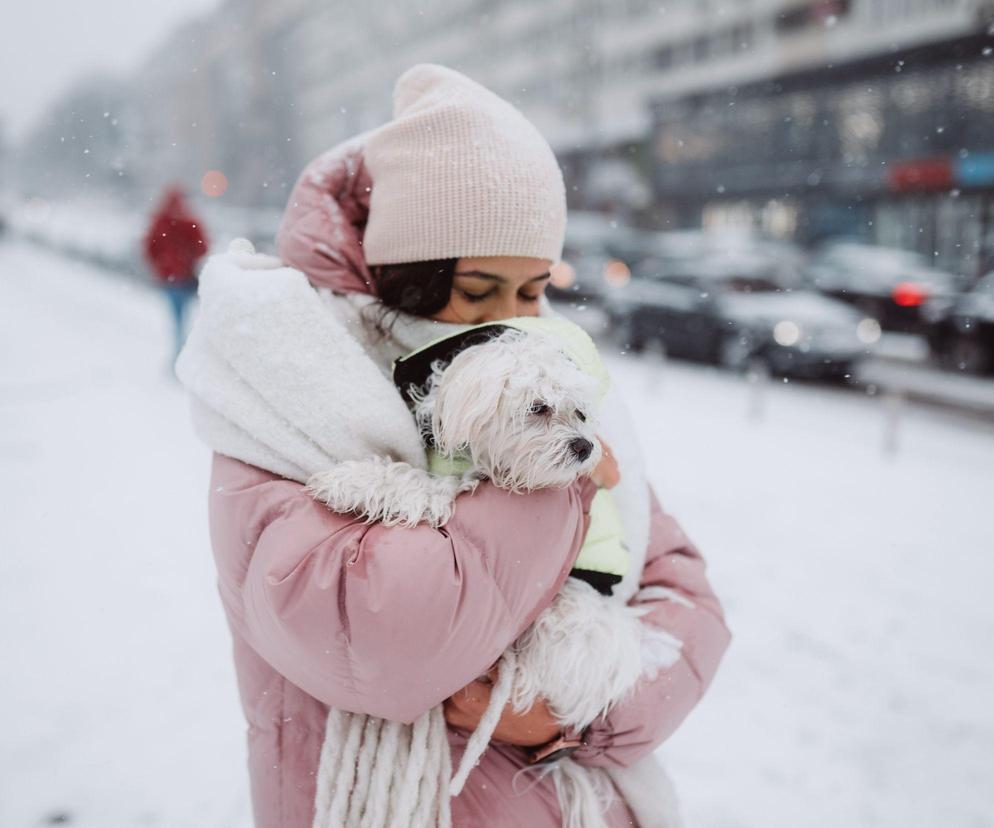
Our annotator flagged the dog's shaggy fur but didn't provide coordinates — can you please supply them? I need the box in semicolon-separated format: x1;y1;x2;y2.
511;578;682;728
307;329;604;526
306;455;479;528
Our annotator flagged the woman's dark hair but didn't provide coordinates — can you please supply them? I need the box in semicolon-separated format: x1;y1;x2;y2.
366;258;457;332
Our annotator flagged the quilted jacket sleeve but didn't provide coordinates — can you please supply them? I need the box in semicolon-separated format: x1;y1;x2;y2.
209;454;598;724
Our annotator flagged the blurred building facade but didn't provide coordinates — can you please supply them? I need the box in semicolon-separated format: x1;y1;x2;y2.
130;0;307;207
12;0;994;277
646;0;994;279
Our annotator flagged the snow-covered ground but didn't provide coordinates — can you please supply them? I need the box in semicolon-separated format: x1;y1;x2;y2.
0;242;249;828
1;240;992;828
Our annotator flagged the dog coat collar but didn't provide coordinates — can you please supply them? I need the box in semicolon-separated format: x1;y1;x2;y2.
392;316;610;407
393;323;512;407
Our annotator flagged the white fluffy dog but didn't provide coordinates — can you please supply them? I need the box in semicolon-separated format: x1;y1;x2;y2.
307;328;604;528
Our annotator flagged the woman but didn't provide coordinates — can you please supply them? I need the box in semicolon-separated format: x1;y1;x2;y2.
194;65;730;826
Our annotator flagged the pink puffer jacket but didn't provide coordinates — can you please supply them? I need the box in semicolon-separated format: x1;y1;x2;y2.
207;140;731;826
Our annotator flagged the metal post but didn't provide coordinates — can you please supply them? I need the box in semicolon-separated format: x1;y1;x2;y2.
977;193;993;286
644;339;667;396
746;358;769;423
882;388;904;457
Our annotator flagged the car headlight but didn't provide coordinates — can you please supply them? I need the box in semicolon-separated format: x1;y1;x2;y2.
856;317;881;344
602;259;631;288
772;320;802;347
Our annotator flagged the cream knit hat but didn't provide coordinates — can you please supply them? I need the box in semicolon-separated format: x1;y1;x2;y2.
362;64;567;266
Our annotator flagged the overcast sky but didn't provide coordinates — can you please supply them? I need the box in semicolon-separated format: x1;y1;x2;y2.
0;0;219;144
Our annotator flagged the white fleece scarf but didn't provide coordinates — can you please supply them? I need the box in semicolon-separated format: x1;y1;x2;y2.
177;248;682;828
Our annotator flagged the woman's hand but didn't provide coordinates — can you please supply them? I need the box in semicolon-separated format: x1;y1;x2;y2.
443;668;561;747
590;438;620;489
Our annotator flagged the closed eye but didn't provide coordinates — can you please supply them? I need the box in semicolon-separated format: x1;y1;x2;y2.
576;410;587;422
459;289;496;303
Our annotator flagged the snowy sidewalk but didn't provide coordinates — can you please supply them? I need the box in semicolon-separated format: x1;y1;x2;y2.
2;240;993;827
0;242;250;827
621;355;994;826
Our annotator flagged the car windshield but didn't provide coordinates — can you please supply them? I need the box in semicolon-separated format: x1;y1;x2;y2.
644;261;783;294
823;244;927;272
721;276;781;293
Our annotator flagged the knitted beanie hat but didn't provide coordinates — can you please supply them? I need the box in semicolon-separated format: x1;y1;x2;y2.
362;64;567;266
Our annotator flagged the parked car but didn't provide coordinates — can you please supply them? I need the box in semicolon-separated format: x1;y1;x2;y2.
604;256;881;378
924;271;994;374
623;229;808;287
549;212;642;305
551;216;809;305
805;242;959;334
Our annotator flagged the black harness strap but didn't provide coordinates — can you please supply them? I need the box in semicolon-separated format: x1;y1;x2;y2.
392;323;512;406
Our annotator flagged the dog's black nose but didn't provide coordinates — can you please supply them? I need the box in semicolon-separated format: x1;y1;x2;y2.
569;437;593;462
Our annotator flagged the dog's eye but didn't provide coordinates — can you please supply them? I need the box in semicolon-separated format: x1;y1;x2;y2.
530;402;552;416
576;410;587;423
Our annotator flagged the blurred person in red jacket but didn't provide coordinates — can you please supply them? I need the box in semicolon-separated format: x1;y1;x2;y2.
142;186;209;359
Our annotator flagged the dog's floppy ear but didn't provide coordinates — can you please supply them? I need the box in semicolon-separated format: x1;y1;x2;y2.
407;361;446;447
427;341;515;456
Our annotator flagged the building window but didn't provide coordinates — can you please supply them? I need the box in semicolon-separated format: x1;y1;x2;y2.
692;34;710;62
732;22;754;52
654;45;675;69
711;27;737;58
776;0;851;34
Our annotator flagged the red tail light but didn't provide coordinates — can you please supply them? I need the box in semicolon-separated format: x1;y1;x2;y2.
892;282;928;307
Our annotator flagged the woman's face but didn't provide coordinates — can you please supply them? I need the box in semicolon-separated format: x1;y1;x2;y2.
432;256;552;324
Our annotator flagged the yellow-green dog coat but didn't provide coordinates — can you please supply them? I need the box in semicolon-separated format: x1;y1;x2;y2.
393;317;628;595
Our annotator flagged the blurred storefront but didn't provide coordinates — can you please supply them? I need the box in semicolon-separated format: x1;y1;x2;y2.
650;5;994;280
